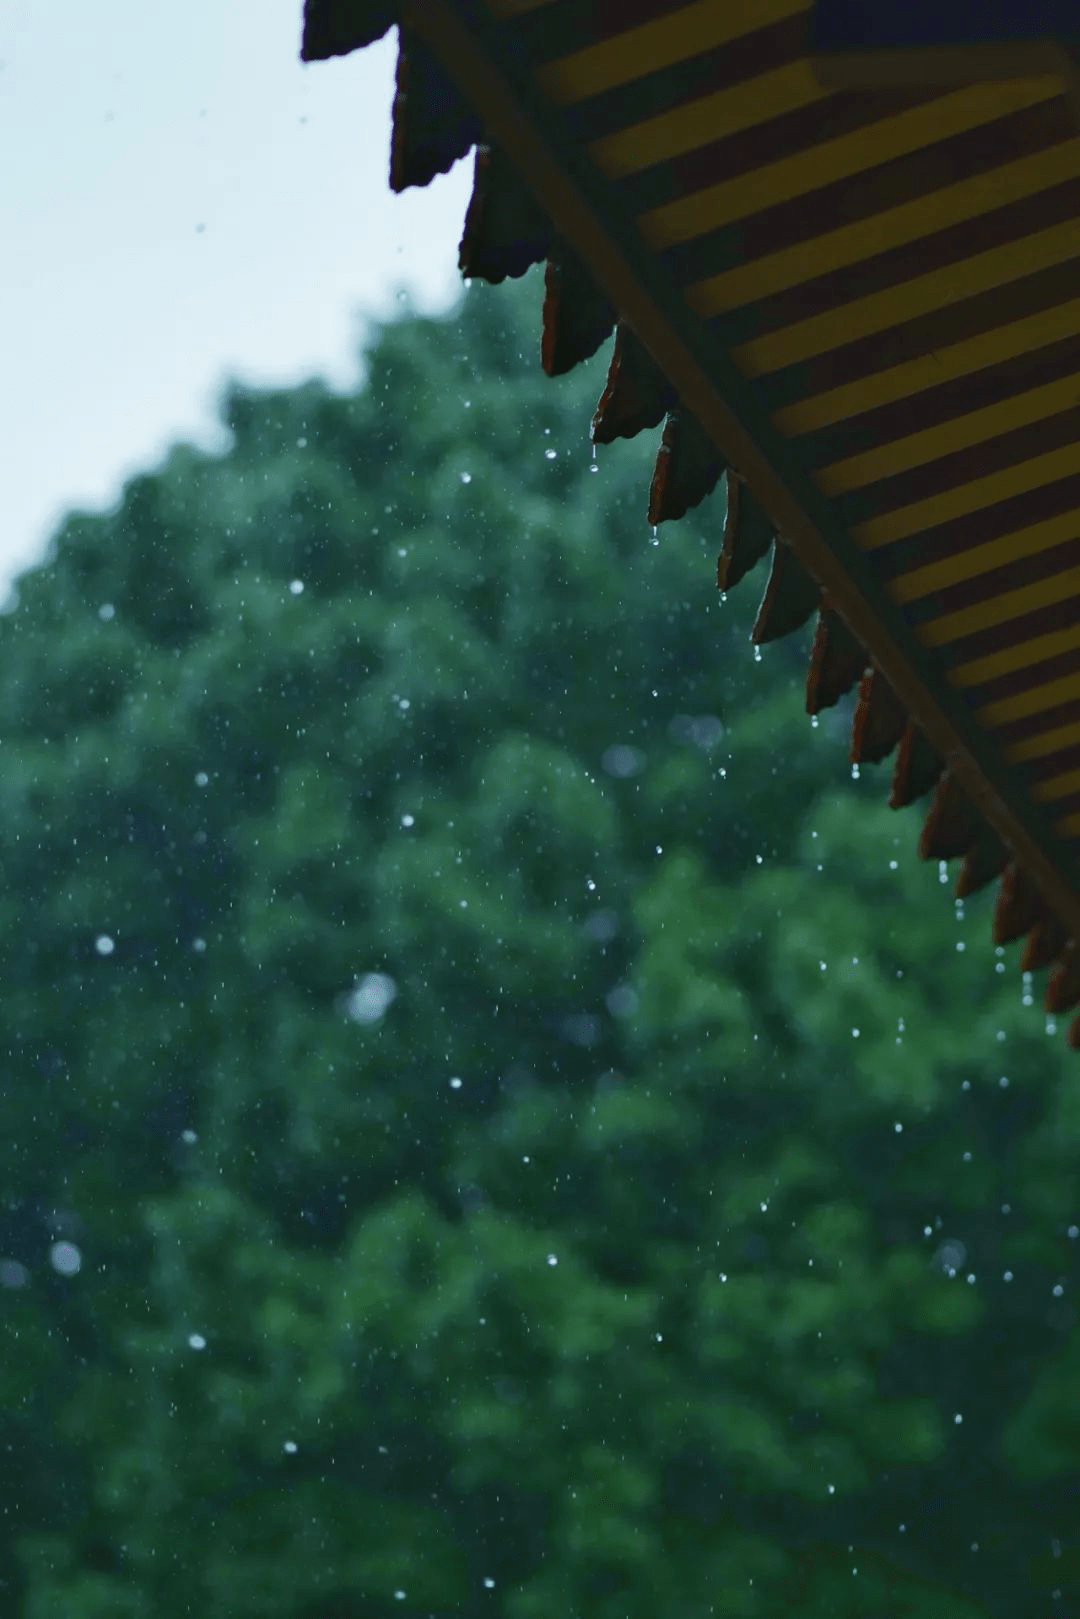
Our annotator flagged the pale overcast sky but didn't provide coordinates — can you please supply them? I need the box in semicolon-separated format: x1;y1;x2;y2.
2;0;472;587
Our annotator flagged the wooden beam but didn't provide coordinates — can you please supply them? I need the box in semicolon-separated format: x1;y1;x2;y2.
808;0;1080;102
401;0;1080;940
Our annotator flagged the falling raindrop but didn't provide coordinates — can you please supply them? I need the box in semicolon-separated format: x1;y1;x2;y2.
344;973;397;1024
50;1242;82;1277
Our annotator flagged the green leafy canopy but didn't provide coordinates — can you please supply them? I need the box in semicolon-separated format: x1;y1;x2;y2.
1;271;1078;1617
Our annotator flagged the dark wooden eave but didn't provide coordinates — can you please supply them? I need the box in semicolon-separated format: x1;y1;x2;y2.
302;0;1080;1044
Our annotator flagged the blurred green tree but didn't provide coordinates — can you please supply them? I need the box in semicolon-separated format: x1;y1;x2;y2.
0;272;1077;1619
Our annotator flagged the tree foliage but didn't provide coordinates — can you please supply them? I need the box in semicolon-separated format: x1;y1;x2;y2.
1;271;1078;1617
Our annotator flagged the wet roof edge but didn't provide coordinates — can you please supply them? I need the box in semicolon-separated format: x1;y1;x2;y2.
399;0;1080;940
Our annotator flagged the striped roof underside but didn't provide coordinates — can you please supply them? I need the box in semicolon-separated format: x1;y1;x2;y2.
302;0;1080;1042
